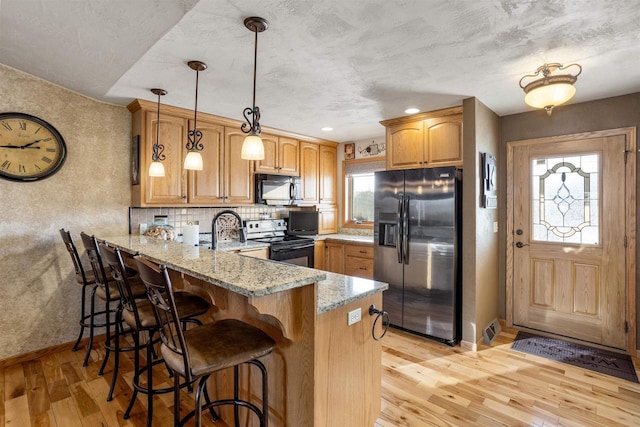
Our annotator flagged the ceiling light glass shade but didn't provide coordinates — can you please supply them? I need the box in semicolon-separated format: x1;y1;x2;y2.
241;133;265;160
524;82;576;109
148;161;165;177
184;150;203;170
519;63;582;115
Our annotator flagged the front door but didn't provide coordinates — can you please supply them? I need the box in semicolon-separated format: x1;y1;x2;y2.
507;128;635;352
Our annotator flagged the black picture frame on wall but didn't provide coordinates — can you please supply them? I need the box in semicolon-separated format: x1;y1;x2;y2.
482;152;497;208
131;135;140;185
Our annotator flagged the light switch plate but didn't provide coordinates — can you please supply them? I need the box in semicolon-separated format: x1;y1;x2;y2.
348;308;362;325
493;221;498;233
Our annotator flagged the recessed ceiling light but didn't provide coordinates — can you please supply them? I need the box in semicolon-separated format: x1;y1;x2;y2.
404;108;420;114
321;127;333;131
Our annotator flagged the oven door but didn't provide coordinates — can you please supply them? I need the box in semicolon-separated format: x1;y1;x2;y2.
270;243;315;267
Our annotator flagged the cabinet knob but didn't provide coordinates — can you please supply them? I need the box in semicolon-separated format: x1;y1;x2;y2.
182;195;187;200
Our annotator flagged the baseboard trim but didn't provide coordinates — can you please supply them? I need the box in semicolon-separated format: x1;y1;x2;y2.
0;334;105;369
460;340;478;352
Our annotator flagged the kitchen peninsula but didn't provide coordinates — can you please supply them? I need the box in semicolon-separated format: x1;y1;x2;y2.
100;234;387;427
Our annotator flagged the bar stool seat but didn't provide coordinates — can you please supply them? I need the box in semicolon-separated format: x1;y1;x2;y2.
162;319;275;378
123;293;211;329
135;256;276;427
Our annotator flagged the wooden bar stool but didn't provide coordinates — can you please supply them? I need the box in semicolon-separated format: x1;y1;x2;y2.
100;243;212;427
134;256;276;427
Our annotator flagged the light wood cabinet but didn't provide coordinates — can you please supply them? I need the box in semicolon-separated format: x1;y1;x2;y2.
143;111;188;205
300;142;320;204
129;99;336;207
314;240;325;270
187;119;224;204
325;241;345;274
386;120;424;170
344;244;374;279
381;107;463;170
319;145;337;204
255;134;300;176
322;241;374;279
223;129;254;205
318;205;338;235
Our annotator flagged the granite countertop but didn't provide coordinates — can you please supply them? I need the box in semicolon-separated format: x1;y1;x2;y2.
316;272;388;314
99;235;325;298
315;234;374;244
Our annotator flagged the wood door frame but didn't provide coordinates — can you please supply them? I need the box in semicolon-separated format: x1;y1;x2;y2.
506;127;636;354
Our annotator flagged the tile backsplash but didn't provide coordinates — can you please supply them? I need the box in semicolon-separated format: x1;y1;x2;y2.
130;206;288;235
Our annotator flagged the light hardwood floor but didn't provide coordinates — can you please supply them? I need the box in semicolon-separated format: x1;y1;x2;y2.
2;325;640;426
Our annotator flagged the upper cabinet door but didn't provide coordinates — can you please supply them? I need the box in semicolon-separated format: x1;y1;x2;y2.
187;119;224;204
224;128;254;205
386;120;424;170
255;134;300;175
254;133;279;174
278;136;300;175
319;145;337;204
145;111;187;204
300;141;319;204
425;115;463;166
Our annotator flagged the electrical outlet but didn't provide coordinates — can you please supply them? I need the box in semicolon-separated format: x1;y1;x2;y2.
348;308;362;325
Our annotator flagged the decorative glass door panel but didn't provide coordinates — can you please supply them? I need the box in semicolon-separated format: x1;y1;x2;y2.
531;154;599;245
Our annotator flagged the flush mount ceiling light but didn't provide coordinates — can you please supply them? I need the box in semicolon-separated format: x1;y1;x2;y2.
519;62;582;115
149;88;167;177
321;127;333;132
240;16;268;161
404;108;420;114
184;60;207;170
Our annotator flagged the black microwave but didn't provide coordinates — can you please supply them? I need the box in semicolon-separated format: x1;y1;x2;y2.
255;174;302;205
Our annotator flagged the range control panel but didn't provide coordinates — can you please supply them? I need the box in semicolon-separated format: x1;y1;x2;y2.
244;219;287;239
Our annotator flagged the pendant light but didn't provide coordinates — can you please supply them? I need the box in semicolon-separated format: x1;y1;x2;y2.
519;63;582;115
184;60;207;170
240;17;268;160
149;88;167;177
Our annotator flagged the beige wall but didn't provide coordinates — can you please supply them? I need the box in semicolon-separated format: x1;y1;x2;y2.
500;92;640;348
461;97;500;346
0;64;131;360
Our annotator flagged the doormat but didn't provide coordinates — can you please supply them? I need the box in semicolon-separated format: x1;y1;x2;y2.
511;331;639;383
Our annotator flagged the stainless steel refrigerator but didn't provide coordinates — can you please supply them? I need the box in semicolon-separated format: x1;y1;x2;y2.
374;166;462;345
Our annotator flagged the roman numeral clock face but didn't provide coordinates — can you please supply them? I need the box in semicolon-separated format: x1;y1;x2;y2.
0;113;67;181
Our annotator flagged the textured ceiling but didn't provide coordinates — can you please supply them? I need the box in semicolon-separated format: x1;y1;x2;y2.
1;0;639;142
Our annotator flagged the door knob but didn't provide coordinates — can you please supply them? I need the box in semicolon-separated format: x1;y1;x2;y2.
515;241;529;248
516;229;523;235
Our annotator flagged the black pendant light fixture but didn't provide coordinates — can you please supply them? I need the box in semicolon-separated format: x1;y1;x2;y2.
240;17;268;160
149;88;167;177
184;60;207;170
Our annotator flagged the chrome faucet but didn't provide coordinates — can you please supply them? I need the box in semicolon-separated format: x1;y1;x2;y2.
211;210;244;250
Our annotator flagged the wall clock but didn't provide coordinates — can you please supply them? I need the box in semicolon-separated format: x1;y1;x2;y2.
0;112;67;181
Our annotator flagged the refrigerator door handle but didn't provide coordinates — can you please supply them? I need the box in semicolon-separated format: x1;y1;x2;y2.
403;195;410;264
396;196;403;263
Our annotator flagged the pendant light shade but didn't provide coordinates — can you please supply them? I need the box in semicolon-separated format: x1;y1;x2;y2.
519;63;582;115
240;17;268;160
184;60;207;170
183;150;204;170
241;132;265;160
149;88;167;177
149;160;166;177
